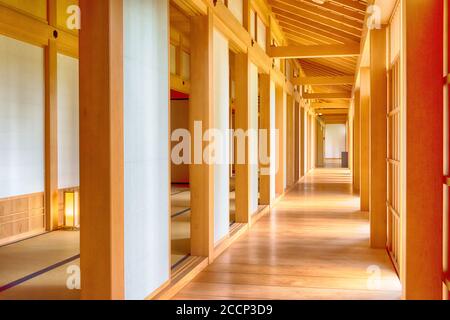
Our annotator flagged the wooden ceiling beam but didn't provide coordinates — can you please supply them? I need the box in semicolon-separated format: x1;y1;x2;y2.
298;0;366;21
303;92;352;99
315;109;349;115
311;102;349;109
272;7;361;40
270;1;362;37
273;0;364;29
294;75;355;86
268;44;360;59
279;19;360;44
330;0;367;13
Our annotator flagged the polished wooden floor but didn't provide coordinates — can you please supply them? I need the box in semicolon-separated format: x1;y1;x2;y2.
174;168;402;300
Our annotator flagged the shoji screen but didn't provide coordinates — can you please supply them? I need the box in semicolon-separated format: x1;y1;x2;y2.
228;0;243;25
57;54;79;189
123;0;169;300
250;9;256;40
270;81;276;200
257;16;266;52
213;28;230;243
249;63;258;214
0;35;44;198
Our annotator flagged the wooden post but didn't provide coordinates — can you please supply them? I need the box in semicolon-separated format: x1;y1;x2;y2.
353;89;361;192
316;121;324;168
234;52;251;223
259;73;272;205
369;27;387;248
360;68;370;212
402;0;443;300
189;10;214;258
79;0;124;300
275;85;285;196
44;0;58;231
44;39;59;231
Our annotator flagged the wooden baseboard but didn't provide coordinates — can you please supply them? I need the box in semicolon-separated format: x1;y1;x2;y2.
0;229;46;247
145;279;170;300
152;256;208;300
250;206;270;226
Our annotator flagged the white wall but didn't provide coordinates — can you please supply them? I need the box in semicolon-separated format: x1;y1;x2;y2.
0;35;44;198
123;0;169;300
57;54;79;189
270;81;276;200
325;124;347;159
213;28;230;243
256;15;266;52
228;0;243;25
249;63;258;214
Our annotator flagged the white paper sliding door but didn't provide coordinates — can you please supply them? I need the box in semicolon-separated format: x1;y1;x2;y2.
228;0;243;25
0;35;44;199
270;80;276;200
123;0;169;300
249;63;259;214
57;53;79;189
213;28;230;243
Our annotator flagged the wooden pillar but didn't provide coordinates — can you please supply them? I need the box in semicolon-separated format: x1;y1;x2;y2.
259;73;272;205
316;121;324;168
369;27;388;248
275;86;285;196
360;68;370;212
44;0;58;231
235;52;251;223
79;0;124;300
45;40;59;231
189;10;214;258
353;89;361;192
402;0;443;300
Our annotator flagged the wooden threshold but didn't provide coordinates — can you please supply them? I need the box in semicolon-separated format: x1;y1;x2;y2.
152;256;208;300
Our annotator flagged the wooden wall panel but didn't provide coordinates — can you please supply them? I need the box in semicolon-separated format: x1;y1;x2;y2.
57;0;79;32
0;0;47;21
0;193;45;246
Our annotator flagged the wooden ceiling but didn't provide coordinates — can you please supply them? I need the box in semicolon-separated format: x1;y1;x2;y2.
268;0;368;121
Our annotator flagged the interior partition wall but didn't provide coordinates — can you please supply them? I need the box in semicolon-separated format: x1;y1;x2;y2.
249;62;259;214
123;0;170;300
212;28;230;244
0;34;45;245
57;53;79;226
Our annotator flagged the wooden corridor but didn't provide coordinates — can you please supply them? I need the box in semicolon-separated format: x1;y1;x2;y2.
174;169;402;300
